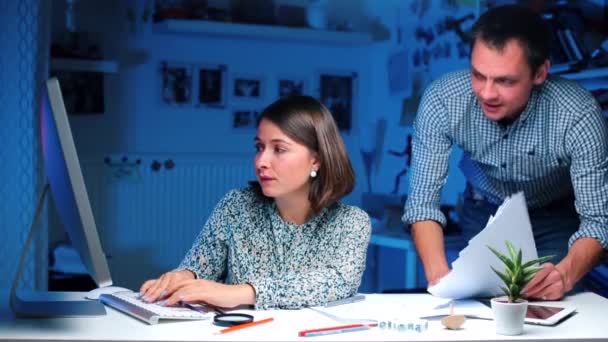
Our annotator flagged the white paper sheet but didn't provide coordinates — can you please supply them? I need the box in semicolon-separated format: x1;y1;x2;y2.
309;294;451;323
428;192;539;299
419;299;493;320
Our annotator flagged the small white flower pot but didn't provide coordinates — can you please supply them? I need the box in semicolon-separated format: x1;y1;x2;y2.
491;297;528;335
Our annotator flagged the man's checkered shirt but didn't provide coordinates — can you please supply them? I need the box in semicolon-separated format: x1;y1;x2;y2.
403;70;608;249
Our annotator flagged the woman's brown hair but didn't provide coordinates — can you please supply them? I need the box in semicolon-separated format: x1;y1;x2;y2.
255;95;355;213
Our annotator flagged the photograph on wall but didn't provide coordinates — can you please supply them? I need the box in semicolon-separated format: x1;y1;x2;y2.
232;110;260;130
233;76;263;99
318;72;356;131
160;61;192;106
196;64;227;107
51;70;104;114
278;77;307;98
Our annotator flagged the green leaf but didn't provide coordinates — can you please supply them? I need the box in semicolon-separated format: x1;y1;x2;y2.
523;272;536;284
487;245;515;270
488;241;553;301
506;241;518;261
491;266;511;286
510;283;521;299
504;268;515;283
516;249;522;268
522;255;554;268
523;266;543;277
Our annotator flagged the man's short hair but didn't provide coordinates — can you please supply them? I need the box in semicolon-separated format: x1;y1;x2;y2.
471;5;551;74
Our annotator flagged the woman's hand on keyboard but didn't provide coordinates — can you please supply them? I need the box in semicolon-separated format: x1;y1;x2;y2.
139;270;195;303
161;279;256;309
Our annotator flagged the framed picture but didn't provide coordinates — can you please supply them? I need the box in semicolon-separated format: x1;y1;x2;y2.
318;71;357;131
233;75;263;99
278;77;307;98
196;64;227;108
51;70;104;114
160;61;192;106
232;109;260;130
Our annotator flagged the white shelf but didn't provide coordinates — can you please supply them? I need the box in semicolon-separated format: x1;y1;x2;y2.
50;58;119;73
559;67;608;90
153;19;374;45
560;67;608;80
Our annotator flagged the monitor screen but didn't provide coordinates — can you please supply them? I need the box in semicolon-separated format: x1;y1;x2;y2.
10;78;115;317
41;77;112;288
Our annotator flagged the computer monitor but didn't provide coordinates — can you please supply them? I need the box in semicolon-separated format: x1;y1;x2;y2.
10;78;112;317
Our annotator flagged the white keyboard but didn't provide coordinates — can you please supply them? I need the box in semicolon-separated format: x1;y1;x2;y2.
99;291;213;325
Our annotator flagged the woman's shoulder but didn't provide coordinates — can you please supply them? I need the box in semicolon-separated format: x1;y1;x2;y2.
218;186;269;211
327;203;371;229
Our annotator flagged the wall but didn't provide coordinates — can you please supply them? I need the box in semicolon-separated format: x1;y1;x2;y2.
51;0;383;205
53;0;471;205
48;0;475;289
1;0;50;292
363;0;473;202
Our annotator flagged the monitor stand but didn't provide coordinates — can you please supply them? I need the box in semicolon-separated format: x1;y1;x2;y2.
10;184;106;317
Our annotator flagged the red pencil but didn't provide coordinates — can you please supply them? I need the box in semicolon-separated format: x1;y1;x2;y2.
298;323;378;337
216;317;274;335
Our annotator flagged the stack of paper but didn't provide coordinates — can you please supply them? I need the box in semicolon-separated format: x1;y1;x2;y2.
428;192;538;299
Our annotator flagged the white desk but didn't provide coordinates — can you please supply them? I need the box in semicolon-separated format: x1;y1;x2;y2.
1;292;607;341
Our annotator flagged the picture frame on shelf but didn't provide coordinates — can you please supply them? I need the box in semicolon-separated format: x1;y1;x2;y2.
278;76;307;98
232;109;261;131
196;63;227;108
50;70;105;114
233;75;264;99
318;71;357;131
160;60;193;106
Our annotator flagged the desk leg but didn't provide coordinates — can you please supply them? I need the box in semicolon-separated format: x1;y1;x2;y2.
374;245;380;291
405;249;417;289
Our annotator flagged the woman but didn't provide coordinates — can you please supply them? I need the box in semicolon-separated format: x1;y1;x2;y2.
139;95;371;309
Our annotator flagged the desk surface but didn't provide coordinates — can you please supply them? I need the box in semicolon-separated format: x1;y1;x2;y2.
1;292;607;342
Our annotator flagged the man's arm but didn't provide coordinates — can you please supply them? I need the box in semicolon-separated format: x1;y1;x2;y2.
526;100;608;300
556;238;604;291
525;238;603;300
411;220;449;286
403;79;454;287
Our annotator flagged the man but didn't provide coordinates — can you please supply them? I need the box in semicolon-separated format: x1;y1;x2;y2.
404;5;607;300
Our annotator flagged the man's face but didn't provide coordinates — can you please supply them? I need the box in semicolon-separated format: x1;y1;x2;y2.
470;38;548;122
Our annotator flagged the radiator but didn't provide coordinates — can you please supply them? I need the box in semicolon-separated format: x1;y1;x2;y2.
80;154;255;289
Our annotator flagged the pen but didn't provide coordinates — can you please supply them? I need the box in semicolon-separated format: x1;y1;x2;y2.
298;323;377;337
215;317;274;335
324;294;365;307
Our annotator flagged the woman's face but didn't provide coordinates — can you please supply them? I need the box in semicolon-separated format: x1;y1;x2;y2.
254;118;319;202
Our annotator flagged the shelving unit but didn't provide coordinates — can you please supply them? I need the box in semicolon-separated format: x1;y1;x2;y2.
556;66;608;91
153;19;375;45
560;66;608;81
50;58;119;73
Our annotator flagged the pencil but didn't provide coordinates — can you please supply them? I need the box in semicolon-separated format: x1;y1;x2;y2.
298;323;377;337
216;317;274;335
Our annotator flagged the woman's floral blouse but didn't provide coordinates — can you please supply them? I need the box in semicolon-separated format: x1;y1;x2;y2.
178;187;371;309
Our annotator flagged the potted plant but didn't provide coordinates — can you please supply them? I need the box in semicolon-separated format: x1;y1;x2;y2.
487;241;553;335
